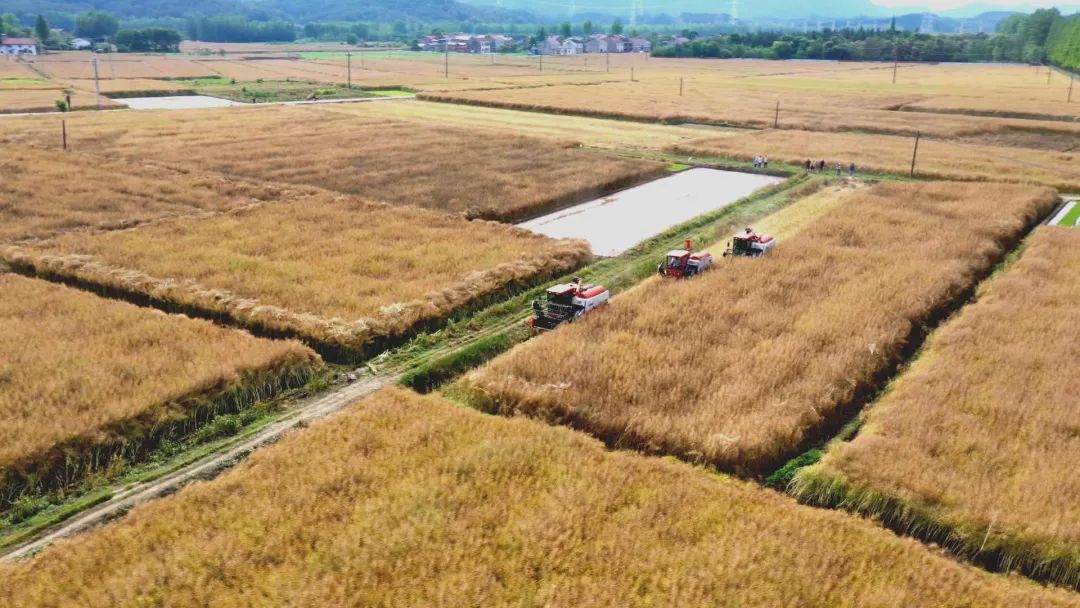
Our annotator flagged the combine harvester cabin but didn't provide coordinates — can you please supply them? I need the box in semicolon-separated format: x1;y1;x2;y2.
658;240;714;278
724;227;776;258
528;278;609;331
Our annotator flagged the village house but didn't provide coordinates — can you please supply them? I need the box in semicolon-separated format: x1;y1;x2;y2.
0;36;38;56
629;37;652;53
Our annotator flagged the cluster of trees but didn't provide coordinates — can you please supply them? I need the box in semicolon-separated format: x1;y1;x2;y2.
184;16;296;42
1000;9;1080;70
115;27;182;52
1;12;30;37
653;13;1080;67
1048;15;1080;69
74;10;120;38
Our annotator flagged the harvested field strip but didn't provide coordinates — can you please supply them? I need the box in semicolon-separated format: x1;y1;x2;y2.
0;273;321;504
461;182;1059;476
315;100;718;151
2;196;592;361
2;387;1078;607
0;147;321;244
672;129;1080;191
792;227;1080;588
0;105;664;222
419;82;1080;139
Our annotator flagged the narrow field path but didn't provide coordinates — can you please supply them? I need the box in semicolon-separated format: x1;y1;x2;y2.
0;375;390;563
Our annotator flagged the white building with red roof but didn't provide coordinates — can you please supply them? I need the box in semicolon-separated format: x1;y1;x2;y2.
0;36;39;55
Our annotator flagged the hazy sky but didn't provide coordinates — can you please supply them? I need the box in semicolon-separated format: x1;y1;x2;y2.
871;0;1062;9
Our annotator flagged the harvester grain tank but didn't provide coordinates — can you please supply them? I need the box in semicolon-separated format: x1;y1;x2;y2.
658;239;714;278
723;227;776;258
527;278;610;331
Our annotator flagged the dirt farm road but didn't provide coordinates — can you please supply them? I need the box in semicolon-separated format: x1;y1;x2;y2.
0;374;392;562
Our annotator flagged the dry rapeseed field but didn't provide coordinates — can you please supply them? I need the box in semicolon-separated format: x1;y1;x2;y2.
672;129;1080;191
2;196;592;358
0;105;662;222
2;387;1078;607
461;181;1058;476
0;147;320;244
793;227;1080;587
0;273;319;499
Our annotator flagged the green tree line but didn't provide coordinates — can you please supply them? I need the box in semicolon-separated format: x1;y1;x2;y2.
653;10;1079;71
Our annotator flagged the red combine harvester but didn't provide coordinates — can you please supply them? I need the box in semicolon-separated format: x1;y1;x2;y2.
658;239;714;278
723;227;776;258
527;278;610;331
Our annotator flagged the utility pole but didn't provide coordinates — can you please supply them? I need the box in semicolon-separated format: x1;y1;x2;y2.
444;41;449;78
61;120;67;152
1047;67;1052;85
774;100;780;129
631;67;635;82
539;53;543;72
679;77;683;96
910;132;921;177
92;57;101;110
346;52;352;88
1069;76;1074;103
606;51;610;72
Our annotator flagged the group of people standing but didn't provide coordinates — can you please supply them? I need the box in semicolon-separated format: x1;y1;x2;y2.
752;155;769;169
805;159;856;176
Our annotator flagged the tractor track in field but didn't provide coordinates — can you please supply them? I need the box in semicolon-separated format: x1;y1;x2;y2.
0;314;529;563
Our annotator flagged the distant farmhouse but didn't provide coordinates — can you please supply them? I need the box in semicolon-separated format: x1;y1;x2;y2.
415;33;651;56
0;36;38;56
538;34;650;55
417;34;514;53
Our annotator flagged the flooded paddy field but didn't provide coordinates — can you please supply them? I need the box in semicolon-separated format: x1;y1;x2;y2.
519;168;784;256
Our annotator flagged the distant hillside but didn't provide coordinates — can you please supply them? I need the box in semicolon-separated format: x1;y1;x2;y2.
4;0;531;23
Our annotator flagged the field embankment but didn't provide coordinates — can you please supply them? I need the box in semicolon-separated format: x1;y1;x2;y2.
0;273;320;506
1;196;591;361
792;226;1080;588
672;129;1080;191
460;181;1059;476
2;387;1077;607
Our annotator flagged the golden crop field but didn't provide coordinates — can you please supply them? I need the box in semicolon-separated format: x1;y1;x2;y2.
0;59;40;79
0;88;123;113
421;81;1080;140
26;54;217;80
2;196;591;358
0;273;319;499
316;99;717;150
0;105;662;221
673;129;1080;191
793;227;1080;588
3;387;1077;607
0;147;319;244
461;181;1058;476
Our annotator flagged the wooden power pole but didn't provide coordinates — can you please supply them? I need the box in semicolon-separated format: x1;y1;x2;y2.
910;132;921;176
